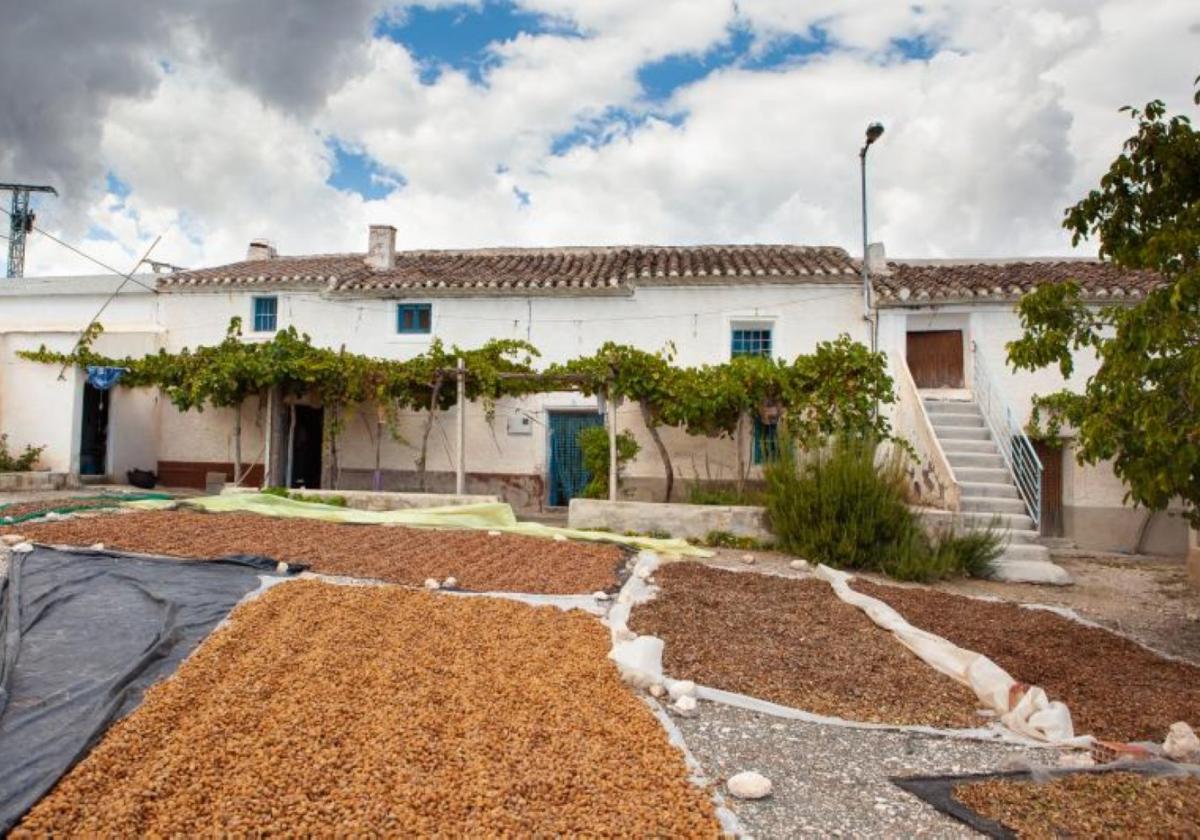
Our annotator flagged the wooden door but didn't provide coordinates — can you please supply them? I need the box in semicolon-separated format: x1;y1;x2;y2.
1034;440;1064;537
907;330;964;388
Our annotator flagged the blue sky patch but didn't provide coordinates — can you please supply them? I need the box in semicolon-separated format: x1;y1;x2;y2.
105;172;131;200
512;185;531;207
376;2;574;85
326;141;406;200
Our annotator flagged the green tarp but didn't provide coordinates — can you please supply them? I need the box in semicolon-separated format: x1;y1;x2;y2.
128;492;712;557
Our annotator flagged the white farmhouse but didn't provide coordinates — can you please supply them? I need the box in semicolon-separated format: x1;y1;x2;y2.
0;223;1187;558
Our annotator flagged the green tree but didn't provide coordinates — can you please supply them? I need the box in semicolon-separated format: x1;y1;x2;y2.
1007;78;1200;525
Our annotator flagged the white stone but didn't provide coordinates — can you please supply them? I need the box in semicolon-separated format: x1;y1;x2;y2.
276;561;289;574
12;542;33;554
727;771;772;800
423;578;440;590
989;558;1073;586
741;553;756;565
673;695;698;716
90;543;105;551
635;566;652;580
487;530;501;537
668;680;696;701
1163;722;1200;762
443;576;458;589
648;684;665;698
1;534;25;546
789;559;810;571
43;512;65;522
552;534;568;542
593;591;610;601
614;626;636;642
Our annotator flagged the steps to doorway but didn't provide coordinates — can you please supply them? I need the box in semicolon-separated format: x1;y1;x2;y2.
923;395;1071;586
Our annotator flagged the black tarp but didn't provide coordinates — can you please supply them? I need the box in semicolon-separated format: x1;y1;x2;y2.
0;547;286;833
893;763;1200;839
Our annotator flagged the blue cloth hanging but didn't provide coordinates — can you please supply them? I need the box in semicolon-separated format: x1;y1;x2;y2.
85;366;126;391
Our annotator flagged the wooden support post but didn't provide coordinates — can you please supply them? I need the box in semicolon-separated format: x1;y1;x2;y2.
607;383;617;503
456;357;466;495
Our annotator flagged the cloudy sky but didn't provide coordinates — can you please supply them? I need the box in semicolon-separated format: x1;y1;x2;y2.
3;0;1197;276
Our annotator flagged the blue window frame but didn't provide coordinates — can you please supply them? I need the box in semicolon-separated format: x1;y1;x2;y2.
397;303;432;334
252;296;277;332
731;327;772;358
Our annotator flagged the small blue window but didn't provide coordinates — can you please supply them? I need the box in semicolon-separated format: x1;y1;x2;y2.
252;296;277;332
397;303;432;334
731;327;772;358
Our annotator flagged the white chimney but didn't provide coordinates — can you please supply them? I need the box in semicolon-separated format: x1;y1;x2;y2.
246;239;277;261
367;224;397;269
866;241;889;275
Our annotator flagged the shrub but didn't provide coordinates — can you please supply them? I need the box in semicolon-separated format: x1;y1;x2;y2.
0;435;45;472
262;486;290;498
578;426;640;499
764;436;1001;582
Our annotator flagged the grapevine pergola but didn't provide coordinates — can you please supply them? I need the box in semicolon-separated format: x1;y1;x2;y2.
20;321;897;499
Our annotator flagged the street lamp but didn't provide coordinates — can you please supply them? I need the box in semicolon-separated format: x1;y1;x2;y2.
859;121;884;351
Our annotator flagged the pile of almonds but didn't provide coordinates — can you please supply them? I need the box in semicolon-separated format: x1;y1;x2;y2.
8;510;623;594
15;580;718;836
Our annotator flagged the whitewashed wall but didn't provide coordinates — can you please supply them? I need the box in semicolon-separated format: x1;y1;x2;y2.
156;283;865;486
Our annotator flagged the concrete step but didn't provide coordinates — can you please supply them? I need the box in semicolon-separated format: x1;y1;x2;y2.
955;466;1011;484
948;452;1006;470
959;481;1020;499
955;510;1036;532
940;439;999;455
935;425;991;442
916;508;1039;542
960;495;1030;515
990;542;1072;585
923;401;982;418
931;414;985;429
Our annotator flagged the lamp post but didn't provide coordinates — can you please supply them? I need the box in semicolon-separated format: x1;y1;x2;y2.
859;121;884;351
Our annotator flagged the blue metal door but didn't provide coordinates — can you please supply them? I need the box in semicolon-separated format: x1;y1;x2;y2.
547;411;603;506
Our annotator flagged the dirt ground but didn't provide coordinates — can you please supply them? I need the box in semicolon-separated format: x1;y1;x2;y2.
15;580;718;836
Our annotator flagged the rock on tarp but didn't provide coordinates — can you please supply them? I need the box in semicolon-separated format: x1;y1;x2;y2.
0;547;285;832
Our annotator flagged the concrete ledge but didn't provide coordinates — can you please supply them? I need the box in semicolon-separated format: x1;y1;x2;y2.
286;488;499;511
568;498;771;541
0;471;79;492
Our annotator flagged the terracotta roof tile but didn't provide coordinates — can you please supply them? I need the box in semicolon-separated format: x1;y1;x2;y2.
159;245;859;295
874;260;1165;305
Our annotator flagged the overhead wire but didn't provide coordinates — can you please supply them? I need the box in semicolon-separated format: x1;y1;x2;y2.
0;204;159;293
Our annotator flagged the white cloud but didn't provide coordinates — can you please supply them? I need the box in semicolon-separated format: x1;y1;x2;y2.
13;0;1200;277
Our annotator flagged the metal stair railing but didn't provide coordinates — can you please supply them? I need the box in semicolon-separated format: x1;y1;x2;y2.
970;340;1043;529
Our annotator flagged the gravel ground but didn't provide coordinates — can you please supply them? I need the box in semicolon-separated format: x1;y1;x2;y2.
854;579;1200;743
7;510;625;595
631;564;983;728
675;702;1048;839
16;580;718;836
955;772;1200;839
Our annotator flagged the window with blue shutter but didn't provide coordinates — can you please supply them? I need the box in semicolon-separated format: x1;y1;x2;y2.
397;303;432;334
252;296;277;332
731;325;776;463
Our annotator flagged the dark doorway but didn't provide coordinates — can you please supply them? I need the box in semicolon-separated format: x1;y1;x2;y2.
547;411;604;506
290;405;324;489
907;330;965;388
79;384;110;476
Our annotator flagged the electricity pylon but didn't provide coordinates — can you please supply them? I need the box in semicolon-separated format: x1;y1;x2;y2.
2;183;57;278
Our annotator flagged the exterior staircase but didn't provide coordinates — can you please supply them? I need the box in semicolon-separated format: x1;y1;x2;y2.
923;396;1069;584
